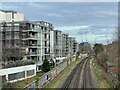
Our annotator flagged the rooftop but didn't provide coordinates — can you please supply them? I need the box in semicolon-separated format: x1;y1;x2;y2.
0;9;17;13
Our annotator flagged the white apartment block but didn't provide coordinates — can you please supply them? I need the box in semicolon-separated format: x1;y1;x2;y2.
0;10;34;83
50;30;55;58
0;10;25;23
62;33;69;56
50;30;62;59
68;37;79;57
68;37;75;56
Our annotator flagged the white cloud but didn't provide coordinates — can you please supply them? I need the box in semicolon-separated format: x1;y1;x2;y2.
47;13;63;17
97;10;118;16
1;3;19;10
55;25;115;44
26;2;47;10
55;25;91;31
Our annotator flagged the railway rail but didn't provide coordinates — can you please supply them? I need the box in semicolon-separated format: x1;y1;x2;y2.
82;58;95;89
61;56;91;89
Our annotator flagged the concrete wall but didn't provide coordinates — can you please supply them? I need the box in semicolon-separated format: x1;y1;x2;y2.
0;64;36;82
14;12;24;21
50;30;55;58
0;11;6;22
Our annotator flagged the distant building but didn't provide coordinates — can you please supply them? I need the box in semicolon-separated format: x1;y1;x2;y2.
62;33;69;56
79;42;89;47
79;42;91;53
74;41;79;54
50;30;62;59
68;37;77;56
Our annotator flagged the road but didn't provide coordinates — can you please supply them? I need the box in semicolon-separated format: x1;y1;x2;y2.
61;56;98;89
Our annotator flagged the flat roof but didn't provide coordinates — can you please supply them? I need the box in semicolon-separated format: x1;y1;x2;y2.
0;9;17;13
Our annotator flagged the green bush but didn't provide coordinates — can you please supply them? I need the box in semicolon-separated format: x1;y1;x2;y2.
42;59;51;72
2;83;15;90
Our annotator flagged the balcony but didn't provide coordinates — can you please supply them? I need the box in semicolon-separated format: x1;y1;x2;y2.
22;29;38;33
29;43;37;46
28;43;38;48
44;38;49;41
29;52;37;56
28;46;38;48
28;35;38;40
28;29;38;32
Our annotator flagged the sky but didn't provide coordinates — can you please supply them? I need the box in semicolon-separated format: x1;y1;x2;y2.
0;2;118;44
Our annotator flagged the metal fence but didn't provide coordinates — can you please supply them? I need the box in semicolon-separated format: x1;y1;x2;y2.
23;61;68;89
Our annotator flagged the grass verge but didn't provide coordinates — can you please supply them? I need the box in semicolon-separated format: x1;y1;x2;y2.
91;59;111;88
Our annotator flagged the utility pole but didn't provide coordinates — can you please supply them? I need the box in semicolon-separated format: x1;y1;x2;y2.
78;29;83;43
85;29;88;42
105;34;109;44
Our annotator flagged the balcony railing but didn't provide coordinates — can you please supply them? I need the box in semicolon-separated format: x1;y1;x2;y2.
1;60;35;69
29;43;37;46
29;52;37;55
28;35;38;39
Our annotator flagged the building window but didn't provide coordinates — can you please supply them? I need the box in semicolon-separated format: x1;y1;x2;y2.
27;70;35;76
41;26;43;30
8;71;25;81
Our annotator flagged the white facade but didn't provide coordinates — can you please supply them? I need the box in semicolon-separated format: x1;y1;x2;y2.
0;11;6;22
50;30;55;58
0;64;36;82
50;30;62;59
0;10;25;23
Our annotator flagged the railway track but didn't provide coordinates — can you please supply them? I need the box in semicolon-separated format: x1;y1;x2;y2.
61;57;90;89
82;58;95;89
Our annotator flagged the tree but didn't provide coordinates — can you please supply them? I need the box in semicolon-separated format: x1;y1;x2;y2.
79;44;91;54
76;51;80;61
42;59;51;72
93;43;104;57
2;47;22;62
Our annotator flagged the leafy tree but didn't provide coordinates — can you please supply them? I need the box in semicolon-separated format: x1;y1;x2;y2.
42;59;51;72
93;43;104;57
2;47;22;62
76;51;80;61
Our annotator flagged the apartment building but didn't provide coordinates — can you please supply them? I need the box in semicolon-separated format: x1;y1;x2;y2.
0;9;80;82
1;22;22;61
54;30;62;58
34;21;53;70
0;10;36;82
62;33;69;57
68;37;75;56
73;41;79;54
0;10;25;23
17;21;54;70
50;30;55;58
50;30;62;64
0;21;37;83
0;20;54;82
